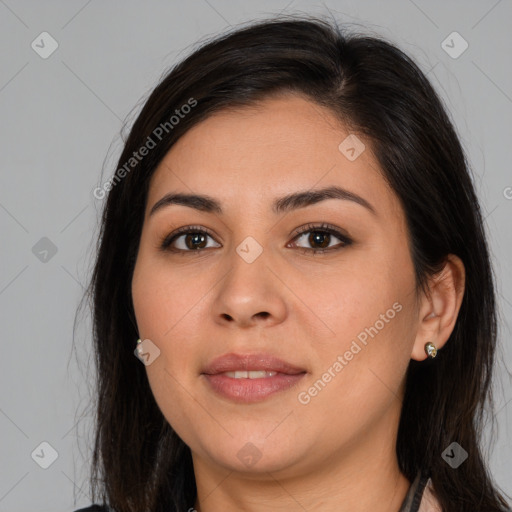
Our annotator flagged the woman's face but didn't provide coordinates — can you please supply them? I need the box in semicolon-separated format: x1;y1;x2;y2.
131;93;424;477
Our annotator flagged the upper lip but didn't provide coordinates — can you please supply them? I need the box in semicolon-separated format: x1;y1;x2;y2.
202;353;306;375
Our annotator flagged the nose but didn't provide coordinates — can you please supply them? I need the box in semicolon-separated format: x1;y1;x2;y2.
211;244;288;329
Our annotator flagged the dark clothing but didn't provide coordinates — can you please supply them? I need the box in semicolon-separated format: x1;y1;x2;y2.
74;507;109;512
398;470;432;512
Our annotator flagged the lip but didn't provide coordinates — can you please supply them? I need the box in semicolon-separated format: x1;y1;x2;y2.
202;352;306;375
201;352;307;404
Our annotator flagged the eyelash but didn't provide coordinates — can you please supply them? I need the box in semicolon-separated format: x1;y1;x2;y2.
159;222;353;255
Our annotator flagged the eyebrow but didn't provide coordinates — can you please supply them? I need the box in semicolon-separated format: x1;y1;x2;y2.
149;185;377;217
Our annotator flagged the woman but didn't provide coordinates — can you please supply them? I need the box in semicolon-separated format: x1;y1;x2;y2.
76;15;511;512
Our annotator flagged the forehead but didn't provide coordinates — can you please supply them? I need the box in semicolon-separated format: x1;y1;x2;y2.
146;94;401;221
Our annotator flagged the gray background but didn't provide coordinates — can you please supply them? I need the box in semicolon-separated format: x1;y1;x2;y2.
0;1;511;511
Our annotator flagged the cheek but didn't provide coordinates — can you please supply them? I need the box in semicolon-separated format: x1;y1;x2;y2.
132;260;206;441
132;252;199;341
131;254;213;381
307;247;417;384
308;261;402;340
131;265;168;341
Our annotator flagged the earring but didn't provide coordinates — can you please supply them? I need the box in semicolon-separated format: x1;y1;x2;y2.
424;341;437;359
136;338;143;356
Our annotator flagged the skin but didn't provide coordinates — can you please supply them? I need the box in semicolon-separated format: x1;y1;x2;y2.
131;93;465;512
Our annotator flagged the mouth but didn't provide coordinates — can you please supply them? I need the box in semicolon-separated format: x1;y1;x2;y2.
201;352;307;403
221;370;280;378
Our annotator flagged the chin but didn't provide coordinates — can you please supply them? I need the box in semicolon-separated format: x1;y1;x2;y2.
198;435;303;475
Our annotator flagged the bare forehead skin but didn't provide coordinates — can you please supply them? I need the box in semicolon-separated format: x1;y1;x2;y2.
145;93;405;233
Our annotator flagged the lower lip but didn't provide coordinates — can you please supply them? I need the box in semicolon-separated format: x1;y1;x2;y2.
202;372;306;403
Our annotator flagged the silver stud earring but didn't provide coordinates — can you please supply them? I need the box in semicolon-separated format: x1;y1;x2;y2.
424;341;437;359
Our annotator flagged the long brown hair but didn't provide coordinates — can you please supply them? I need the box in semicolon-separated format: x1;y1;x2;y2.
76;14;511;512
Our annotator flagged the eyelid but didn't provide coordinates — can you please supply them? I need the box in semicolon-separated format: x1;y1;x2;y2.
289;222;351;240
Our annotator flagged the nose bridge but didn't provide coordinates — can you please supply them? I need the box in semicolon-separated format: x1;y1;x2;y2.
234;233;266;266
224;199;271;267
226;231;271;292
212;230;287;325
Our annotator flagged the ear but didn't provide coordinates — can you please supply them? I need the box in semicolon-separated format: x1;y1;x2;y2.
411;254;466;361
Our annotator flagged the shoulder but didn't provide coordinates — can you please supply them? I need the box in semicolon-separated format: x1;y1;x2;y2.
73;506;110;512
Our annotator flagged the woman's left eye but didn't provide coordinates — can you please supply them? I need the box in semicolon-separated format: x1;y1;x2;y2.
288;223;352;254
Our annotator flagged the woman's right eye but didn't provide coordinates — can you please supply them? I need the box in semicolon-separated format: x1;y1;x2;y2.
160;227;221;253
